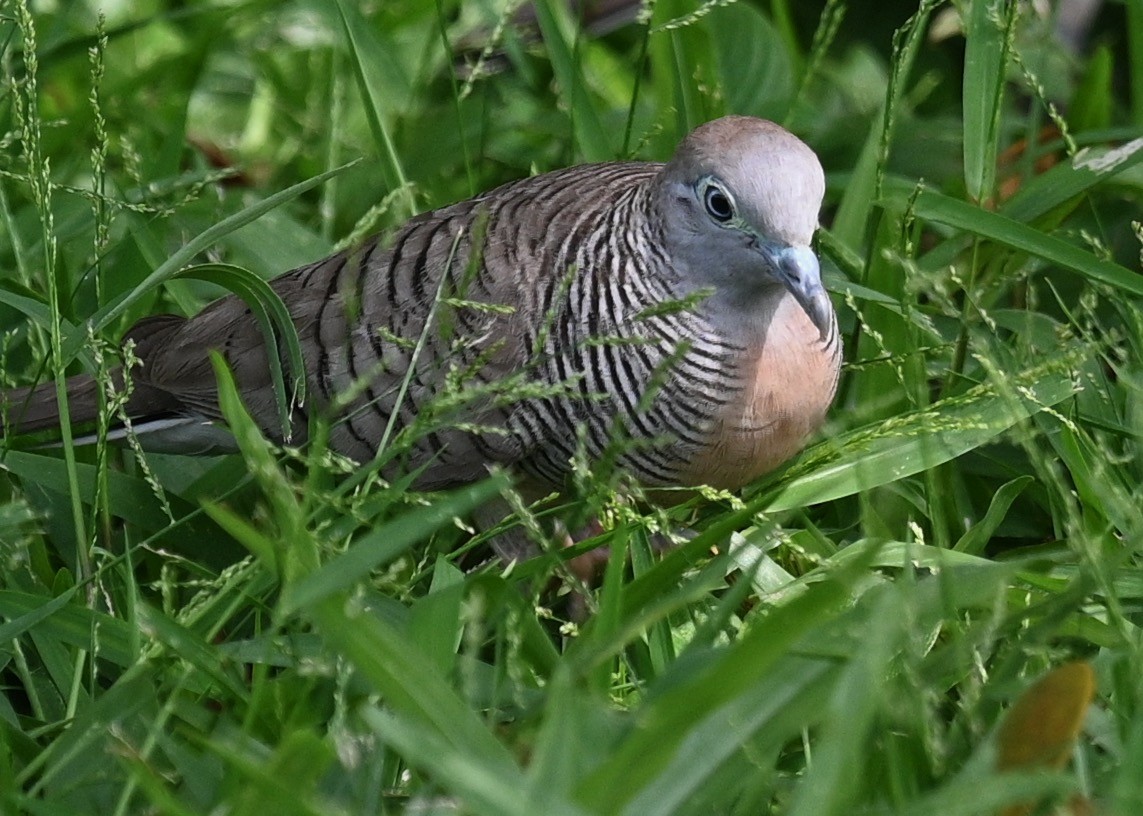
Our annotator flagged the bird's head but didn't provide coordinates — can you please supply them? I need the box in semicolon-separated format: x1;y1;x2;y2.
655;116;830;337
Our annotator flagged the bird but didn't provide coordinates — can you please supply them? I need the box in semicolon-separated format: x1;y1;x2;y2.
2;116;840;533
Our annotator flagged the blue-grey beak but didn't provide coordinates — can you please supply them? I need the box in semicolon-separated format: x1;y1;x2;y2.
769;244;832;340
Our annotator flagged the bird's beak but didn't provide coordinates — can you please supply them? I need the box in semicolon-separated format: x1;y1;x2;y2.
768;244;832;340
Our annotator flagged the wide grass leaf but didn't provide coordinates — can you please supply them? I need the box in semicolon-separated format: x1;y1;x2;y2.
911;188;1143;296
765;353;1080;511
575;558;860;813
363;705;585;816
0;590;133;668
532;0;612;161
307;595;520;781
279;474;507;616
615;657;838;816
962;0;1011;203
1;450;207;535
87;162;359;339
335;0;416;216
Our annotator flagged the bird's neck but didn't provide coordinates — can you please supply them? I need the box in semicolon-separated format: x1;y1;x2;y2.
676;279;791;342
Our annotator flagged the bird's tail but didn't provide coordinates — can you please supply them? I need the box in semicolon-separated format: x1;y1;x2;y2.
1;375;104;437
1;372;187;442
2;313;195;443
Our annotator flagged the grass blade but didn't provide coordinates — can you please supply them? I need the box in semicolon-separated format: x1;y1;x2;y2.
962;0;1013;204
912;187;1143;296
532;0;612;161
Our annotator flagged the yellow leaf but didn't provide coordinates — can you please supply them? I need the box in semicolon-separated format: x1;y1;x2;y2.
997;661;1095;771
997;661;1095;816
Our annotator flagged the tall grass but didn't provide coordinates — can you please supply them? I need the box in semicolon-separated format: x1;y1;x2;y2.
1;0;1142;814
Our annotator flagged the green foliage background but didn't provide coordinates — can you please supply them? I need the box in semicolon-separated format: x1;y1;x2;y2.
1;0;1142;813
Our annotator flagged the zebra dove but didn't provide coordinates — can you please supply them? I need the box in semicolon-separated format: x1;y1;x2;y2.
3;116;840;505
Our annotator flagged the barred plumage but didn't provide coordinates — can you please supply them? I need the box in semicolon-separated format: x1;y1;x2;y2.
2;116;840;504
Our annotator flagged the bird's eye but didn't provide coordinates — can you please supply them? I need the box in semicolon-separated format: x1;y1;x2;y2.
703;185;734;223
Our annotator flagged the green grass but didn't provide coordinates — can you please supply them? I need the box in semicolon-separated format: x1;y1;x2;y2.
2;0;1143;813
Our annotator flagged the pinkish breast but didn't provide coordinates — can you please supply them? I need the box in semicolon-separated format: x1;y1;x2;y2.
682;295;839;490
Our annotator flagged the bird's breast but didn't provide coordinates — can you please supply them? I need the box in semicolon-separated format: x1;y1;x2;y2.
681;295;839;490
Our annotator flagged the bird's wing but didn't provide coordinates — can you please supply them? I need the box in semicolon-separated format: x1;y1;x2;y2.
124;170;606;481
36;162;662;487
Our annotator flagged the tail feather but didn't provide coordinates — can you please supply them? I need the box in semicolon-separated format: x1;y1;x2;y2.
2;317;198;441
1;373;184;439
1;376;103;436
